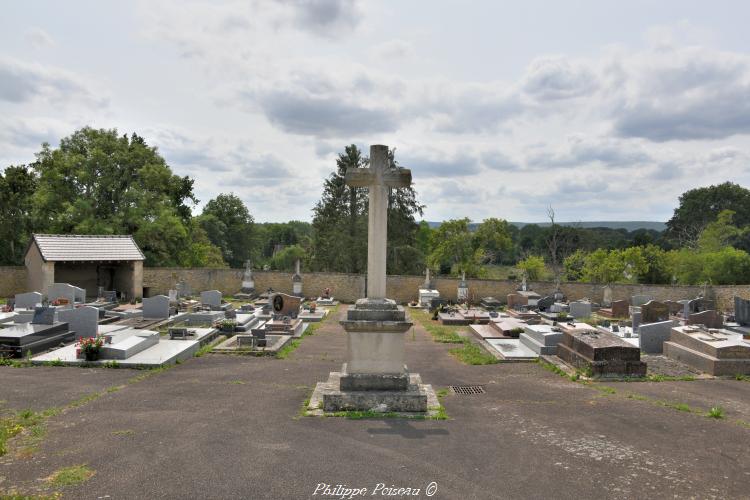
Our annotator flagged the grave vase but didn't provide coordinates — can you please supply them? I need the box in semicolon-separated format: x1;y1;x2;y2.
84;349;100;362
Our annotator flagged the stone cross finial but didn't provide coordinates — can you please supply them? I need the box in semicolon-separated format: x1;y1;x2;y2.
345;145;412;299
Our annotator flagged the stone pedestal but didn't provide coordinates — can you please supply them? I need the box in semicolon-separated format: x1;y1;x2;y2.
316;298;431;413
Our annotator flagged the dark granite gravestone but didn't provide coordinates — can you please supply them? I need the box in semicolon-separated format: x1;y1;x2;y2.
599;300;628;318
734;296;750;326
271;293;301;319
641;300;670;324
537;295;555;312
689;297;714;314
556;327;646;377
32;306;57;325
687;310;724;329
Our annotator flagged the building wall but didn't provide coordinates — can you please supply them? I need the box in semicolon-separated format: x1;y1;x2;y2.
2;265;750;309
24;243;54;294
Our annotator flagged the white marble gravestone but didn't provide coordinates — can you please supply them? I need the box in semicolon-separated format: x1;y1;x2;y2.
47;283;77;307
59;306;99;338
15;292;42;310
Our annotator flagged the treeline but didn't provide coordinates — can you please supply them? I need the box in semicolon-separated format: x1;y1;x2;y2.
2;126;749;285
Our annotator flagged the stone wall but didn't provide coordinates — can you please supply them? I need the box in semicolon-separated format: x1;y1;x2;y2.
2;265;750;309
0;267;28;298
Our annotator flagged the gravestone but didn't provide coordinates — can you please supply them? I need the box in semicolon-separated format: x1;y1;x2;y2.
537;295;555;312
687;310;724;329
292;259;303;297
422;267;433;290
663;300;683;315
519;324;563;355
734;296;750;326
689;297;714;314
507;293;528;309
103;290;117;303
271;293;301;319
32;306;57;325
631;294;653;307
58;306;98;338
314;144;431;414
556;327;646;377
457;272;468;302
241;260;255;294
638;320;676;354
15;292;42;310
665;325;750;375
602;285;613;307
599;300;628;318
200;290;222;309
678;299;691;319
47;283;77;306
569;301;592;319
168;289;178;303
632;311;642;332
73;286;86;303
142;295;170;319
641;300;670;324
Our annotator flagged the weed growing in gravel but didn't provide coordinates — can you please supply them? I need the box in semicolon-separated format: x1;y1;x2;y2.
46;465;95;487
707;406;725;419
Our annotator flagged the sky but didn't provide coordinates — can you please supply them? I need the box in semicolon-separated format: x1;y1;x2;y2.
1;0;750;223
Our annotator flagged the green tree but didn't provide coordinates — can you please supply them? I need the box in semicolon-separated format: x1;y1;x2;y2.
473;218;513;265
563;249;588;281
428;218;481;276
517;255;546;280
697;209;745;253
666;182;750;248
310;145;424;275
199;193;255;268
269;244;307;271
0;165;37;265
29;127;214;266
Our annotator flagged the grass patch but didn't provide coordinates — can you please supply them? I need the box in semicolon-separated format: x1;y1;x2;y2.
436;388;450;398
102;360;120;369
735;374;750;381
112;429;135;436
448;342;498;365
42;359;65;367
410;309;464;343
707;406;725;419
593;385;616;395
228;380;246;385
276;314;331;360
46;465;95;487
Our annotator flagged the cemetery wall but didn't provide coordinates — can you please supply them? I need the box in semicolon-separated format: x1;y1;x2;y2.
2;265;750;309
0;267;27;298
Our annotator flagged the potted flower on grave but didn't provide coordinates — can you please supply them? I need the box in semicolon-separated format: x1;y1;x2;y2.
309;302;317;313
76;335;104;362
218;319;236;334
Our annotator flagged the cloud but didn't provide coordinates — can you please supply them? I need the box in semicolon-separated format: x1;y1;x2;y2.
25;27;55;49
608;46;750;141
480;150;521;171
253;89;398;137
0;58;102;106
525;134;652;168
287;0;362;36
522;57;597;101
371;39;414;60
400;152;482;177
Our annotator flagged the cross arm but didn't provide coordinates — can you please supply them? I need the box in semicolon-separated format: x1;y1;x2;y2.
344;169;376;188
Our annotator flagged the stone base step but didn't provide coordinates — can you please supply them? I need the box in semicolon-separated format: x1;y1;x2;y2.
663;341;750;376
556;343;647;378
519;333;556;355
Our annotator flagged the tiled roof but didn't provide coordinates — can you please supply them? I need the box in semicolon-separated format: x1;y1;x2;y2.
30;234;145;262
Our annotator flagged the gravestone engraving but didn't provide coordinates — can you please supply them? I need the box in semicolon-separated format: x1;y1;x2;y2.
641;300;670;324
58;306;98;338
142;295;170;319
735;296;750;326
200;290;222;309
15;292;42;310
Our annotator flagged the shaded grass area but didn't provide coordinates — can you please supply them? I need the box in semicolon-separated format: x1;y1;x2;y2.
410;309;498;365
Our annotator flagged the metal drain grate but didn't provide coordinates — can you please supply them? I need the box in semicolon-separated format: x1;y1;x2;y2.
450;385;485;395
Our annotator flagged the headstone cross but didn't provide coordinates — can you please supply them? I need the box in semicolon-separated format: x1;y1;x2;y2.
345;145;411;299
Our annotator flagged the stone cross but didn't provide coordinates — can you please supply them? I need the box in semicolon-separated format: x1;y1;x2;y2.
294;259;301;276
345;145;411;299
521;274;527;292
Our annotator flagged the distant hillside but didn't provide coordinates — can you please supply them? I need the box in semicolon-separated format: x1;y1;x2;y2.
425;221;667;232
